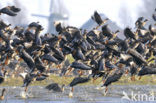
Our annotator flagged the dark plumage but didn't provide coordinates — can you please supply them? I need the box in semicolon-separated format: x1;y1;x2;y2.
41;54;58;64
54;22;63;33
28;22;43;29
138;66;156;76
45;83;64;92
102;25;113;38
34;57;46;73
102;70;123;87
0;77;4;84
91;11;103;25
17;46;36;71
0;20;11;29
71;61;92;70
152;14;156;21
72;48;85;61
124;28;136;40
22;73;38;92
0;30;9;42
0;6;17;16
127;49;147;66
34;29;42;46
98;57;105;72
9;6;21;12
69;77;90;87
0;8;156;97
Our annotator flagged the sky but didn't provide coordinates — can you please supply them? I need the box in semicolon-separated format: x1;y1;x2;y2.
0;0;148;33
64;0;144;28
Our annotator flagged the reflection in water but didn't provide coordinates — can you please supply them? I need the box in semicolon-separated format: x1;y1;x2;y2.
0;85;156;103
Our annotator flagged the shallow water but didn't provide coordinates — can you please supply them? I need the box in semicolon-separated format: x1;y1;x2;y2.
0;85;156;103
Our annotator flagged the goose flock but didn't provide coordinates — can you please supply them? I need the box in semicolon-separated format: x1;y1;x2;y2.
0;5;156;99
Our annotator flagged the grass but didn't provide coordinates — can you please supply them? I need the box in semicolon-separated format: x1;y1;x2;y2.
67;54;74;63
1;54;156;86
1;74;156;87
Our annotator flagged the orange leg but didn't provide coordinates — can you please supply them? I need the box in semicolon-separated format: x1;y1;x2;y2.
125;70;129;75
5;56;9;65
56;64;62;69
72;87;74;92
138;76;142;80
65;67;73;76
25;86;28;92
131;75;135;81
78;70;83;76
105;86;108;93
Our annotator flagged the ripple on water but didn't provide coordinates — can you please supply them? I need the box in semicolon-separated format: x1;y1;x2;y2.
0;85;156;103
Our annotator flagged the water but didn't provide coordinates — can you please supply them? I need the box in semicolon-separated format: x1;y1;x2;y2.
0;85;156;103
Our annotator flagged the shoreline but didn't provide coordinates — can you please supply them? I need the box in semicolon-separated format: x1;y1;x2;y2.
1;75;156;86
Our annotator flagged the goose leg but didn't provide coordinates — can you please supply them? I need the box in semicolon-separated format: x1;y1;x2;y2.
131;75;135;81
104;86;108;96
138;76;142;80
25;86;28;92
92;77;98;83
65;67;73;76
